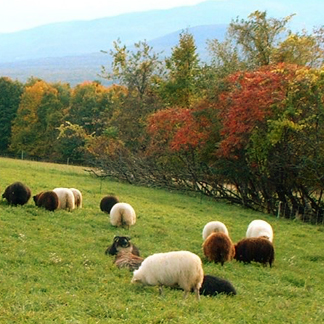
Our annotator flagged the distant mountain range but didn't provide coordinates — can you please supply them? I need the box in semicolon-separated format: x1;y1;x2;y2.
0;0;322;85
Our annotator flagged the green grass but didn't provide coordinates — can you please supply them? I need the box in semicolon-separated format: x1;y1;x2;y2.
0;157;323;323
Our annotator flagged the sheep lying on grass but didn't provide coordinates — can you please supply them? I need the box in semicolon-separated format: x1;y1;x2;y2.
53;188;75;211
199;275;237;296
100;195;119;214
114;251;144;271
202;221;229;240
234;237;275;267
33;191;59;211
2;181;31;206
110;202;136;228
246;219;273;242
70;188;82;208
131;251;204;300
203;232;235;266
105;236;140;256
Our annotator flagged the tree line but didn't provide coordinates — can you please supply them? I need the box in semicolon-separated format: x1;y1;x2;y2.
1;11;324;223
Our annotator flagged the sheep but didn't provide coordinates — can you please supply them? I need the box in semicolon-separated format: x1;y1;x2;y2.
69;188;82;208
202;232;235;266
100;195;119;214
202;221;229;241
33;190;59;211
109;202;136;228
234;237;275;267
114;251;144;271
199;275;237;296
246;219;274;242
131;251;204;300
53;188;75;211
2;181;31;206
105;236;140;256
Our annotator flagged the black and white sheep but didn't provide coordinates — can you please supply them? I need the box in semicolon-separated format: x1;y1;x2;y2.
100;195;119;214
234;237;275;267
202;221;229;241
2;181;31;206
202;232;235;266
110;202;136;228
33;190;59;211
53;188;75;211
131;251;204;300
105;236;140;256
246;219;273;242
199;275;237;296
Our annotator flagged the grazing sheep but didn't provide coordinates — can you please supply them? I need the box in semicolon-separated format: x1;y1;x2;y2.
202;232;235;266
53;188;75;211
131;251;204;300
69;188;82;208
2;181;31;206
234;237;275;267
246;219;274;242
33;191;59;211
114;251;144;271
100;195;119;214
202;221;229;240
199;275;237;296
110;202;136;228
105;236;140;256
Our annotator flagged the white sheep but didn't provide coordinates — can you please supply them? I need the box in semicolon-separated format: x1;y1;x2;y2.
202;221;229;240
69;188;83;208
131;251;204;300
110;202;136;228
53;188;75;211
246;219;273;242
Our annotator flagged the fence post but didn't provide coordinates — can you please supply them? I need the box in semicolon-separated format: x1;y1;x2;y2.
277;201;282;219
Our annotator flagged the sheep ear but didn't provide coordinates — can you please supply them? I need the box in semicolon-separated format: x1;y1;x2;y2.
113;236;120;242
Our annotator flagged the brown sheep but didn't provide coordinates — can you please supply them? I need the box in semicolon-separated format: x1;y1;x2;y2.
33;191;59;211
234;237;275;267
2;181;31;206
114;251;144;271
100;195;119;214
202;232;235;266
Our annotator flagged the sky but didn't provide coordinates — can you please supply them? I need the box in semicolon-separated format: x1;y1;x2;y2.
0;0;207;33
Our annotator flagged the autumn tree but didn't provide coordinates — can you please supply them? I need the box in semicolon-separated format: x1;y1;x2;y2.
0;77;23;153
10;80;69;160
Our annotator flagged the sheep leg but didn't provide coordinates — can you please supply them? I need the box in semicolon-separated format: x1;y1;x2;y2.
193;288;200;301
158;285;164;296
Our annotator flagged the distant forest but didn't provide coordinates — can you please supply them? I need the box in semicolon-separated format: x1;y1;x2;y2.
1;11;324;222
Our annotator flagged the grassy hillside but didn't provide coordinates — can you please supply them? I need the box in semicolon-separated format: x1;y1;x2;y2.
0;157;323;323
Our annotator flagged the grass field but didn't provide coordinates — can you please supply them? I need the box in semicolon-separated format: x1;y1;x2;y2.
0;157;323;323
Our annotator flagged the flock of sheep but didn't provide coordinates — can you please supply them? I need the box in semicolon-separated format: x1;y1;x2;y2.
1;181;275;301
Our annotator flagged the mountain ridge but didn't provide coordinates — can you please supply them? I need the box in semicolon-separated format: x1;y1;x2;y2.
0;0;322;85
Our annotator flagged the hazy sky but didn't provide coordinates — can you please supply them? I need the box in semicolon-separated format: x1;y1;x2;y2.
0;0;207;33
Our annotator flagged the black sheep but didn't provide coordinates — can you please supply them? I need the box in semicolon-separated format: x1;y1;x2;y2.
105;236;140;256
100;195;119;214
200;275;237;296
2;181;31;206
234;237;275;267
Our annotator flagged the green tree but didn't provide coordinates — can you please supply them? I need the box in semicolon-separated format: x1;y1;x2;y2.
160;31;201;107
0;77;23;153
228;10;294;67
101;39;163;100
